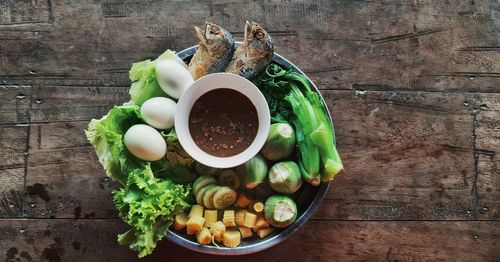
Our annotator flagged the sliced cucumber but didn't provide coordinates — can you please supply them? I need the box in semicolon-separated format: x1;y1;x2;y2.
192;175;217;195
212;186;237;209
218;169;240;190
196;184;216;205
202;185;220;209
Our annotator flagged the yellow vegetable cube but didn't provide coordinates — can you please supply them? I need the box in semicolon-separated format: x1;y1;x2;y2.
235;210;246;226
189;205;204;218
223;230;241;248
196;227;212;245
204;209;218;228
172;212;188;231
257;227;275;239
239;226;252;239
243;212;257;228
210;221;226;242
223;210;236;227
186;215;205;234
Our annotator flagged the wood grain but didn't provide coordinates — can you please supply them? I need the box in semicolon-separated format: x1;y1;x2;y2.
0;219;498;261
0;0;499;260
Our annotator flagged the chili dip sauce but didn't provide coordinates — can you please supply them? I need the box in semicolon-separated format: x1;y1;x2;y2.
189;88;258;157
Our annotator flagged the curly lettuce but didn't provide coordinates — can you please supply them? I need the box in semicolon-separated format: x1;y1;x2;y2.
114;162;190;257
85;103;194;257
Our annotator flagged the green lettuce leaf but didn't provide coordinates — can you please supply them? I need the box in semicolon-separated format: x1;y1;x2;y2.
114;162;190;257
129;50;186;105
85;104;142;184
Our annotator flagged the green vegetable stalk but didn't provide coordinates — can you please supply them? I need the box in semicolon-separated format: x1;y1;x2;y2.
285;83;321;186
253;64;343;184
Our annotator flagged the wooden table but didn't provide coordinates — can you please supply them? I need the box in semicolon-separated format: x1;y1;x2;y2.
1;0;499;261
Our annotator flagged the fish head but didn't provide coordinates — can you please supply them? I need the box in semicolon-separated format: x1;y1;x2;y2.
243;21;274;56
195;22;234;54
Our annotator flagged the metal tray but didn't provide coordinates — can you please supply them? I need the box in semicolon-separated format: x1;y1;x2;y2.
165;44;332;255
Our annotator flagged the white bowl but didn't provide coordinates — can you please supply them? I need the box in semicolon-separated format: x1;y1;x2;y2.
175;73;270;168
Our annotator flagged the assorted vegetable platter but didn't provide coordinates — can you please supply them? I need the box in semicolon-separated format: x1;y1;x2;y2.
86;21;343;257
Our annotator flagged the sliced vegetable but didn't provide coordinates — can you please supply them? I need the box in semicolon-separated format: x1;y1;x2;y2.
202;186;221;209
261;123;296;161
188;205;204;218
210;221;226;242
212;186;237;209
218;169;240;190
264;195;297;228
253;214;270;231
236;192;253;208
186;215;205;233
239;227;253;239
235;210;246;227
249;201;264;214
196;227;212;245
257;227;275;239
196;184;216;205
192;175;217;196
236;154;268;189
243;212;257;228
172;213;188;231
268;161;303;194
222;230;241;248
222;210;236;227
203;209;218;228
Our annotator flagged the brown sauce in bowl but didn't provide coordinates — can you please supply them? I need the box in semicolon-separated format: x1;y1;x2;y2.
189;88;258;157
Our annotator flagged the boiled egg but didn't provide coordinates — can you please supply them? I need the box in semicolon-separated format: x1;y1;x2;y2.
155;59;194;99
124;124;167;161
141;97;176;130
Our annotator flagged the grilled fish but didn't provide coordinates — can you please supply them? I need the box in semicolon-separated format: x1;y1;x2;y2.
225;21;274;79
188;22;235;80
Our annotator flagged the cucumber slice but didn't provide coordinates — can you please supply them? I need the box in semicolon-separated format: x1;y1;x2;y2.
202;186;221;209
192;175;217;195
196;184;216;205
218;169;240;190
212;186;237;209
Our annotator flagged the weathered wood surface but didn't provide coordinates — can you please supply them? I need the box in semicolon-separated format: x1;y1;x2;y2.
1;0;499;261
0;219;499;262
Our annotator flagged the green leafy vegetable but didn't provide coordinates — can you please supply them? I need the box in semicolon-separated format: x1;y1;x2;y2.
85;104;143;184
85;104;194;257
253;64;343;183
129;50;186;105
114;162;190;257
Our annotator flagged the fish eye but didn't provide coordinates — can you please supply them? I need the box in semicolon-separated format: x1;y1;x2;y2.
256;31;265;39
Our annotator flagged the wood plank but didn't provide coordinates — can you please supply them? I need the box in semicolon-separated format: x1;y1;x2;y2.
318;90;475;220
0;85;31;124
475;93;500;220
0;124;28;218
0;219;498;261
1;1;498;91
30;85;129;123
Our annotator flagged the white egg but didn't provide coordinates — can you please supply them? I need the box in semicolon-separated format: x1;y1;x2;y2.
124;124;167;161
155;59;194;99
141;97;177;130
